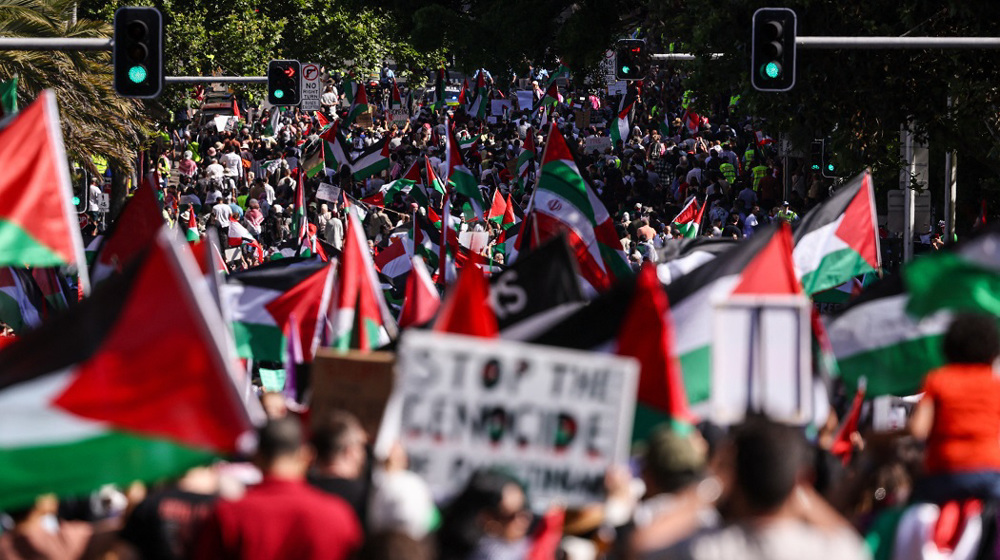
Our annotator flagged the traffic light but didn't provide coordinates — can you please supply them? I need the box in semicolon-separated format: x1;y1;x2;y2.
71;163;88;213
615;39;647;81
751;7;796;92
268;60;301;106
113;7;164;98
810;139;838;178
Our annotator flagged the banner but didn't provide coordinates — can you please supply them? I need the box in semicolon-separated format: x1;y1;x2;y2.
378;331;638;507
490;236;585;334
583;136;612;155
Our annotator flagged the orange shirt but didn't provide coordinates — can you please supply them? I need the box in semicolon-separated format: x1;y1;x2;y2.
922;364;1000;474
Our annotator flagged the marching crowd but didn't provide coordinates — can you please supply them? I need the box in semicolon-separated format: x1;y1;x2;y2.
2;64;995;560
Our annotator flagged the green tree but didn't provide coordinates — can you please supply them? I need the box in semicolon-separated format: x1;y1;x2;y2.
0;0;148;174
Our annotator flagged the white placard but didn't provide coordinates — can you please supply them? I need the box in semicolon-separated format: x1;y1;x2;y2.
515;90;535;112
99;193;110;212
316;182;341;203
491;99;512;116
583;136;612;155
378;332;639;508
388;108;409;127
213;115;229;132
300;62;322;112
711;296;813;426
458;231;490;253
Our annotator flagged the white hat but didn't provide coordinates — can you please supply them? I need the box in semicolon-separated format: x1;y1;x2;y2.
368;470;436;540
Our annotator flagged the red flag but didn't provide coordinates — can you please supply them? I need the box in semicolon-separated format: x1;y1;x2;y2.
399;257;440;328
433;255;498;338
92;185;163;284
830;380;866;463
231;98;241;120
526;508;565;560
485;187;507;222
616;262;697;429
732;221;801;296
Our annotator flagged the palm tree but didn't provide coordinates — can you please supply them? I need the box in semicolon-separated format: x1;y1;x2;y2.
0;0;149;176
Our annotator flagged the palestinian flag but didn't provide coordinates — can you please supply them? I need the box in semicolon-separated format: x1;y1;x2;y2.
531;125;630;293
30;267;71;317
0;229;252;511
422;156;447;204
185;207;199;243
341;75;356;105
228;220;256;248
502;194;519;231
468;71;488;120
486;188;507;223
388;78;403;110
399;256;439;328
91;185;162;284
328;209;398;351
656;237;738;285
458;78;469;107
302;141;326;178
517;128;536;180
0;91;88;290
433;257;498;338
792;170;880;295
346;82;370;126
351;136;391;180
0;267;42;334
223;258;334;363
291;170;308;247
670;197;705;238
445;118;486;216
828;227;1000;396
609;82;638;147
373;235;413;282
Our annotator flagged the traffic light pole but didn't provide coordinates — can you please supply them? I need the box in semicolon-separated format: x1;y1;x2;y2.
797;36;1000;49
165;77;266;84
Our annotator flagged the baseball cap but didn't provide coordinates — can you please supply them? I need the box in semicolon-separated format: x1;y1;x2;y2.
636;424;706;493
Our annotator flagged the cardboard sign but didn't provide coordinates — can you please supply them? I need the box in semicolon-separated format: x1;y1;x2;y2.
590;111;606;129
583;136;612;155
311;349;395;438
388;108;409;127
575;109;591;130
316;182;342;203
378;332;638;507
356;107;374;129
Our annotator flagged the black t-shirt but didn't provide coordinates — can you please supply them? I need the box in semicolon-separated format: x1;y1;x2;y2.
308;474;367;527
120;488;218;560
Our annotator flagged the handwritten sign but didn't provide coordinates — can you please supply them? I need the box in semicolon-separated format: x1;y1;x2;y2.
378;332;638;507
316;182;342;203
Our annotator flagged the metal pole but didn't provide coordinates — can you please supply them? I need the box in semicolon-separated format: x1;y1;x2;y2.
944;96;957;244
798;36;1000;49
901;125;915;262
164;76;267;84
0;37;111;50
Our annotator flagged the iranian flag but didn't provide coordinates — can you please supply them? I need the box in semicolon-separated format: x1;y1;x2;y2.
445;118;486;215
670;197;705;238
0;229;253;511
91;185;162;284
0;91;88;289
609;82;638;147
351;136;391;180
185;207;199;243
792;170;880;295
388;78;403;110
531;125;630;293
486;187;507;223
827;227;1000;397
346;81;370;125
328;209;398;351
222;258;334;363
468;71;488;120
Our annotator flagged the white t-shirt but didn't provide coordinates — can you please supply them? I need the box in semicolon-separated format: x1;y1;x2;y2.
211;202;232;224
220;152;242;177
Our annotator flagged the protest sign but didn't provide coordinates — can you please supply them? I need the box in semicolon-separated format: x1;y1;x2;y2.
458;231;490;254
491;99;512;117
575;109;591;130
583;136;612;155
311;349;395;438
388;108;409;127
316;182;342;203
378;331;638;507
711;295;813;426
516;90;534;112
356;107;374;129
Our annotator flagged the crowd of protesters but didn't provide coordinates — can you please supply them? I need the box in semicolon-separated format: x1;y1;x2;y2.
1;63;994;560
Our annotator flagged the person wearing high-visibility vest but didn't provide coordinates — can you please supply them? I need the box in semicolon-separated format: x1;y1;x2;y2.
751;163;769;192
720;161;737;184
777;201;799;222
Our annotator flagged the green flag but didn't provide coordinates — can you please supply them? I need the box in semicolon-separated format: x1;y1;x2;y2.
0;76;17;117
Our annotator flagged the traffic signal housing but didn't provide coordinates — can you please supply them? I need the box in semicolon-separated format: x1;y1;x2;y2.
810;139;838;178
751;7;797;92
268;60;301;106
113;7;164;98
615;39;647;81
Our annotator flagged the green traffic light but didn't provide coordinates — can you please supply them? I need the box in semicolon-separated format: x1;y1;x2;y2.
274;89;285;99
811;164;820;170
621;66;630;74
72;196;80;205
128;65;147;83
763;62;781;79
827;163;834;172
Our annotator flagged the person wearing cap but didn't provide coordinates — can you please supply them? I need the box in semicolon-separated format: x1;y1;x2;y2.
777;201;798;222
